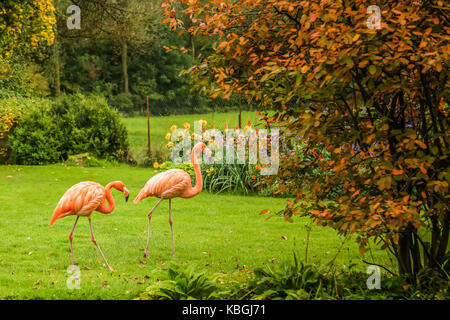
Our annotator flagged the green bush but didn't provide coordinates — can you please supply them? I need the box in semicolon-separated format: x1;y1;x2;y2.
138;263;222;300
9;94;130;164
108;93;135;116
9;106;63;164
0;62;50;99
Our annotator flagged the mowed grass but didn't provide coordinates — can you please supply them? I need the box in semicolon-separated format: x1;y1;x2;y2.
122;111;261;161
0;164;392;299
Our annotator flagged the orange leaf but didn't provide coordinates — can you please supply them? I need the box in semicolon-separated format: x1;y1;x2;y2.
260;209;270;215
351;190;360;198
419;165;427;174
415;140;427;149
392;169;404;175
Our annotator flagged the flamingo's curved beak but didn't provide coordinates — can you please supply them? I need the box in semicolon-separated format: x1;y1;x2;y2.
124;187;130;202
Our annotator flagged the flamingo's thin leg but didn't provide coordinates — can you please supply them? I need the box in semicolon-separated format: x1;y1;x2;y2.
144;198;164;258
168;199;175;257
88;217;113;271
69;216;80;268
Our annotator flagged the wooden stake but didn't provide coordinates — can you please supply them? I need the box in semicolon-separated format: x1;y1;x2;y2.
147;96;151;157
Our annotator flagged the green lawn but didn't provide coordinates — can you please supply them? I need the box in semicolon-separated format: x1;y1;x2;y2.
0;110;393;299
0;164;391;299
122;111;261;162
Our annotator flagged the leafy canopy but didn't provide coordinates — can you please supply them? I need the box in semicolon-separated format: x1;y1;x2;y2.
163;0;449;279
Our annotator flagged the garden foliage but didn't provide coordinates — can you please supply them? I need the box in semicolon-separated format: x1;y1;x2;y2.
163;0;449;283
9;94;129;164
139;254;449;300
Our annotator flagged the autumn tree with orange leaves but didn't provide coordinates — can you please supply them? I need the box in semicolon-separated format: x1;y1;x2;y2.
163;0;449;283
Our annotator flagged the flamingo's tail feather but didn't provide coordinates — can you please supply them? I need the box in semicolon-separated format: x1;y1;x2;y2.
133;188;148;204
49;212;60;226
49;209;69;226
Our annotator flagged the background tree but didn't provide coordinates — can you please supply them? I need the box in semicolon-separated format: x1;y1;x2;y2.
0;0;56;97
163;0;449;283
0;0;56;60
55;0;159;95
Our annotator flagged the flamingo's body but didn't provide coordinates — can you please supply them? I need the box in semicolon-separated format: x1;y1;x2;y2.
134;169;198;201
50;181;129;270
134;142;210;257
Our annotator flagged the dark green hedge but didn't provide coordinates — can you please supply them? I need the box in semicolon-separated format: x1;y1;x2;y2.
9;94;129;165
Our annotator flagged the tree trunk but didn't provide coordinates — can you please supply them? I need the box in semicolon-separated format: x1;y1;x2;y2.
53;31;61;97
436;211;449;266
122;40;129;94
395;220;449;284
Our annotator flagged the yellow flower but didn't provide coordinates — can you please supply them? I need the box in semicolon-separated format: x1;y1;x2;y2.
166;142;175;148
170;125;177;132
184;122;190;129
165;133;171;140
153;162;159;169
201;120;207;126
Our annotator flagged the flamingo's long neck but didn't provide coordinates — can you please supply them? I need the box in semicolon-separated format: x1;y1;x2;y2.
98;183;116;213
185;145;203;198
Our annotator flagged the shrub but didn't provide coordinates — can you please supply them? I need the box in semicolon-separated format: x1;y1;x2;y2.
9;94;129;164
108;93;135;116
9;106;63;164
0;62;50;98
0;98;24;161
137;256;449;300
138;263;222;300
